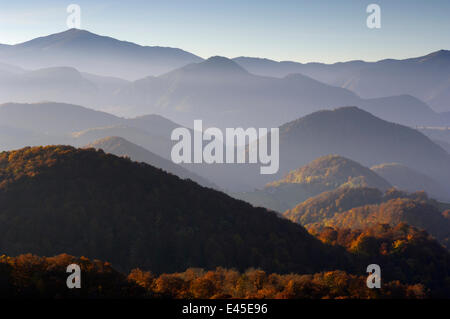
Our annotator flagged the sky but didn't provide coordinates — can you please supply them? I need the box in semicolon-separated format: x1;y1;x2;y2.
0;0;449;63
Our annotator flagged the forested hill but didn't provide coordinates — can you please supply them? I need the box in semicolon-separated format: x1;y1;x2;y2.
85;136;217;189
233;154;392;213
275;107;450;190
0;145;349;274
284;187;450;248
269;154;391;190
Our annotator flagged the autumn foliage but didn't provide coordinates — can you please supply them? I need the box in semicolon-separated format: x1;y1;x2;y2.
0;254;427;299
0;146;345;274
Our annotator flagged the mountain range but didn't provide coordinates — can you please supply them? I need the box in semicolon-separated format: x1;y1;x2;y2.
0;29;449;127
234;50;450;113
0;29;202;80
3;29;449;115
271;107;450;192
85;136;217;189
2;29;450;114
2;102;449;194
109;55;449;128
222;106;450;191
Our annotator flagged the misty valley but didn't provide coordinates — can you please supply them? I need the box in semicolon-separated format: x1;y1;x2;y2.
170;120;279;174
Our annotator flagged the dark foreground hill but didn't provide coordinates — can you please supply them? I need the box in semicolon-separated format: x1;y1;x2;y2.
0;146;349;274
85;136;217;189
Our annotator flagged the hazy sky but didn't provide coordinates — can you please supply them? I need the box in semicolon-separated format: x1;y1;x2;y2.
0;0;449;63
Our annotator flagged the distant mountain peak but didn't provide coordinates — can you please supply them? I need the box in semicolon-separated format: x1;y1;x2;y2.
17;28;103;48
1;29;202;80
205;56;240;64
312;106;375;118
281;106;372;132
412;49;450;63
64;28;89;34
427;49;450;58
57;28;91;36
191;56;249;75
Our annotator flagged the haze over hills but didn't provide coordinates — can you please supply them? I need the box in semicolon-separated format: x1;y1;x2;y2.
233;56;368;85
85;136;217;189
0;29;448;126
342;50;450;113
233;155;392;212
0;102;120;135
0;66;103;108
0;145;349;274
355;95;441;127
371;163;450;202
0;29;203;80
0;101;226;186
0;53;445;127
223;107;450;193
2;102;449;196
0;102;181;159
0;125;51;151
0;61;24;74
434;139;450;154
113;56;445;127
272;107;450;190
418;127;450;146
234;50;450;113
71;125;172;158
0;64;134;110
81;72;130;89
112;56;352;127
